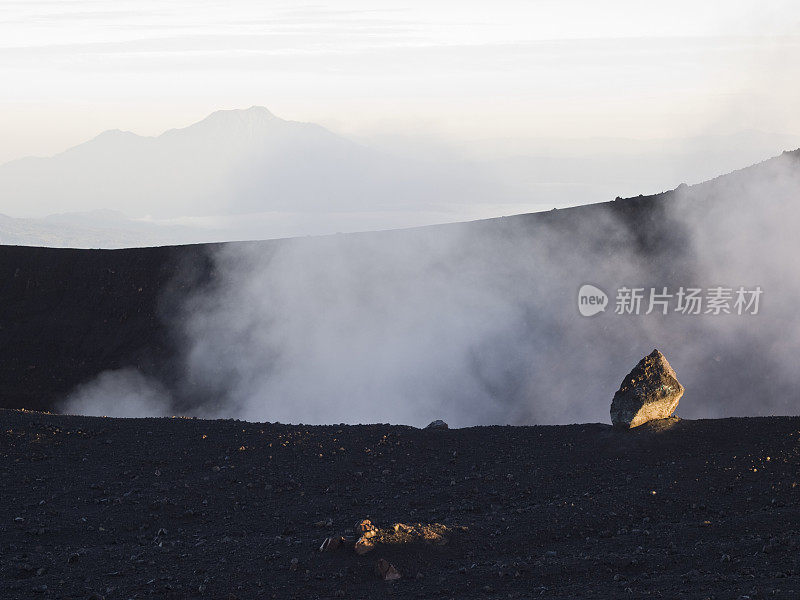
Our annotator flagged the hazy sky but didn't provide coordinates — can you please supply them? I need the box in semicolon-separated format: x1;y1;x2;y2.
1;0;799;164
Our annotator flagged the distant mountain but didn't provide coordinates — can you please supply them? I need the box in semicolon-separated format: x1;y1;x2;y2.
0;106;501;221
2;108;798;247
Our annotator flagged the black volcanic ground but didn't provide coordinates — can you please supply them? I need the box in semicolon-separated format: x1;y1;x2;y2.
2;409;799;599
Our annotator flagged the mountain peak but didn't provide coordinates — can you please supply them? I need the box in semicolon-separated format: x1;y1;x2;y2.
93;128;139;141
158;106;283;140
200;106;279;126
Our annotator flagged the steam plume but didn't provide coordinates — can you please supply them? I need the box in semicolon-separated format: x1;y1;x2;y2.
62;151;800;426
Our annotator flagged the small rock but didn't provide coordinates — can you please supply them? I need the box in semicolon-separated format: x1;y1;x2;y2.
355;519;375;534
313;518;333;528
354;536;375;555
375;559;401;581
319;536;346;552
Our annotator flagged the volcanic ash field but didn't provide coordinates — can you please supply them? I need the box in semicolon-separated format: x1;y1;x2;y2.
2;408;799;599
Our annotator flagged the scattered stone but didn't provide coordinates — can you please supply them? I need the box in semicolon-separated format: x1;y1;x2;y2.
376;559;401;581
354;536;376;555
319;536;347;552
392;522;454;546
425;420;449;430
355;519;375;534
610;349;684;428
313;518;333;528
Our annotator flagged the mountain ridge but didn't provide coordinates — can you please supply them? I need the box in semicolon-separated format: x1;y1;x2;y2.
1;106;295;165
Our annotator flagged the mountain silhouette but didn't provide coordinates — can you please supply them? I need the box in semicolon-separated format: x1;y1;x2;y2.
0;107;495;220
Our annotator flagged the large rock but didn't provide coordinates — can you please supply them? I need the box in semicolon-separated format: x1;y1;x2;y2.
610;349;684;428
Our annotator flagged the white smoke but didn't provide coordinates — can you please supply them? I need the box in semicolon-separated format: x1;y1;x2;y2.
61;368;172;418
62;151;800;426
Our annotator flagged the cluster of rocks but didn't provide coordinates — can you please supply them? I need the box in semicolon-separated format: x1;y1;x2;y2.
319;520;401;581
319;519;457;581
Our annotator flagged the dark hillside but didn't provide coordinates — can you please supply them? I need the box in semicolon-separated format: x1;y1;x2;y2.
0;194;682;413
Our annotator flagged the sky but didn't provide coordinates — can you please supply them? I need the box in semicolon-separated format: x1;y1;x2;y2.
1;0;800;165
